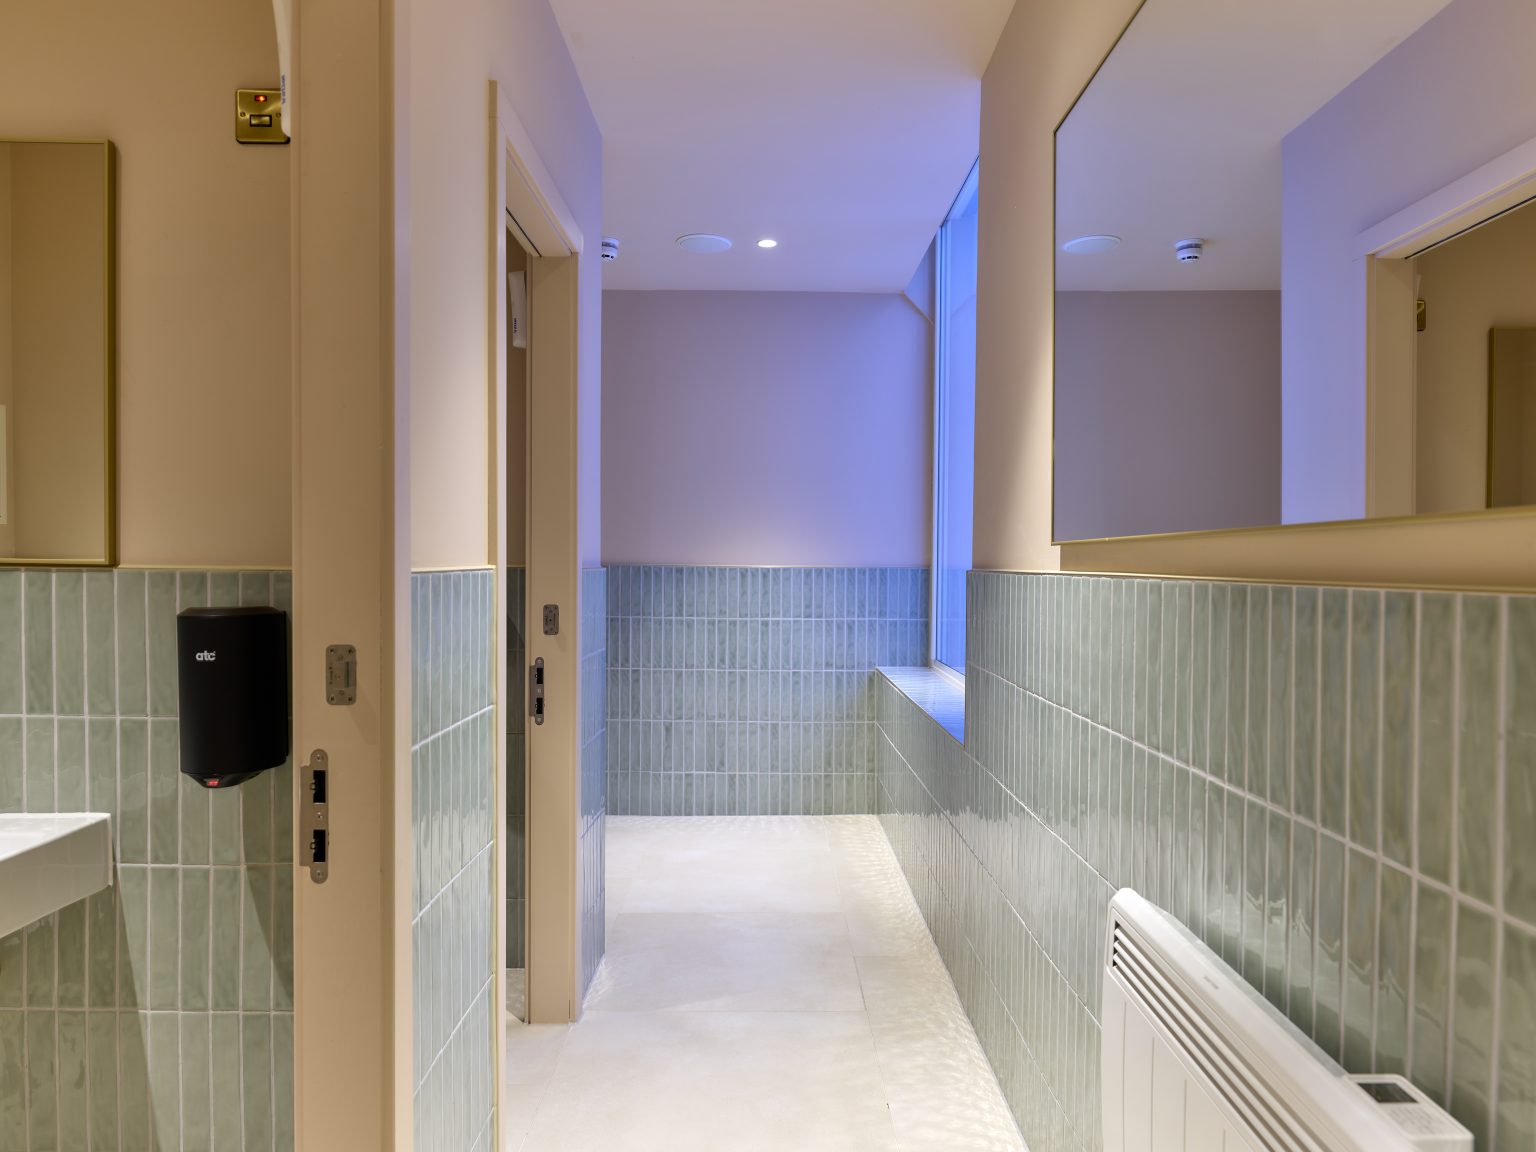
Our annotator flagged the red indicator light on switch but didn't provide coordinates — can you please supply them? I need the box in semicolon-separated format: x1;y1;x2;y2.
254;93;268;103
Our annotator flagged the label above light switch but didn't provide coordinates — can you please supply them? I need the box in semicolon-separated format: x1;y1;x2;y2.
236;89;288;145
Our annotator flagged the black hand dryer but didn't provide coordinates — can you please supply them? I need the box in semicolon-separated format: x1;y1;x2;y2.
177;606;290;788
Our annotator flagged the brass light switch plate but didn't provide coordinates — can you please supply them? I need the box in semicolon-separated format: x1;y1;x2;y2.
236;89;288;144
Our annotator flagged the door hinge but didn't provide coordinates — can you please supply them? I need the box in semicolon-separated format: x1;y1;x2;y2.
529;657;545;726
300;749;329;884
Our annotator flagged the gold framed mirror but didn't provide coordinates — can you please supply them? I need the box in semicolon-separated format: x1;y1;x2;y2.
0;139;116;567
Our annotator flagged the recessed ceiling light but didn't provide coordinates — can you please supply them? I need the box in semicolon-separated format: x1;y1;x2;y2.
756;238;778;249
1061;234;1122;255
676;233;732;254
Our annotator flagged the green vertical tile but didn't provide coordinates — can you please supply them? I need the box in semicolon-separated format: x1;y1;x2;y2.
1498;923;1536;1150
210;780;243;866
26;1008;57;1145
56;716;86;813
1294;589;1319;824
1319;589;1349;839
1211;588;1230;780
1204;779;1224;952
1458;598;1500;906
84;571;116;716
241;763;275;866
56;898;86;1008
0;717;20;811
1315;834;1345;1060
0;926;20;1009
56;1010;88;1151
1268;588;1292;811
274;865;294;1012
1349;591;1381;852
1246;588;1269;801
116;569;148;717
181;1013;211;1151
243;867;275;1011
1380;593;1415;868
0;1011;20;1150
86;882;117;1009
244;1013;274;1150
1451;903;1496;1149
118;1011;151;1151
147;571;179;718
1227;586;1249;792
23;571;53;715
211;1012;243;1149
149;718;179;864
1343;848;1377;1070
118;866;150;1008
54;569;86;717
1289;823;1316;1037
180;771;210;865
148;1009;180;1151
1376;864;1411;1076
87;1011;118;1148
0;571;22;714
119;718;150;864
1243;798;1266;989
86;716;115;820
1224;790;1244;971
1419;595;1456;886
149;865;179;1009
1192;583;1210;772
273;758;294;864
181;867;210;1011
211;868;243;1011
1264;809;1288;1011
274;1011;295;1150
1509;600;1536;925
23;716;53;814
24;915;55;1007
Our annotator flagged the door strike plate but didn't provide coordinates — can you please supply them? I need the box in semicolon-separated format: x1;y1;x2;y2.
300;749;330;884
326;644;358;705
529;657;545;725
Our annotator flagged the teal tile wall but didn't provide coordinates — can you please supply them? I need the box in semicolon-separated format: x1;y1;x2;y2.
606;566;928;815
876;571;1536;1152
506;568;526;968
410;570;496;1152
579;568;606;997
0;568;294;1152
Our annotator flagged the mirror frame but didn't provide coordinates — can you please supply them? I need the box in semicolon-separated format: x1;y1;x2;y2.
0;138;117;568
1048;4;1536;550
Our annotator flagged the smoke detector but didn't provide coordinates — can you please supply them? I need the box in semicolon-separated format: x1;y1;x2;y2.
1175;238;1204;263
601;236;620;262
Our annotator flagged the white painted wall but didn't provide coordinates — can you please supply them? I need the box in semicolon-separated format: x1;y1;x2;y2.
1054;291;1281;540
1281;0;1536;524
602;290;931;566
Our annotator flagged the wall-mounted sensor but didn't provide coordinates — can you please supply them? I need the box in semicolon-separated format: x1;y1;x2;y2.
1175;238;1204;262
177;607;290;789
601;237;620;262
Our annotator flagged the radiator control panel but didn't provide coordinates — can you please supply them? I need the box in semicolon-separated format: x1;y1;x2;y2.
1347;1075;1471;1152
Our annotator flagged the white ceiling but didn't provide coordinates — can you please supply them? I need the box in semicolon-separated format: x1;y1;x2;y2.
1055;0;1454;292
547;0;1015;292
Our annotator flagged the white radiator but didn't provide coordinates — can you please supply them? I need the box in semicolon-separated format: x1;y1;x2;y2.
1101;889;1470;1152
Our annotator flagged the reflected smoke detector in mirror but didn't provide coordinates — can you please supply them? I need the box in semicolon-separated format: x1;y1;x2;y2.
676;233;732;254
1176;238;1205;262
1061;234;1121;255
601;236;620;262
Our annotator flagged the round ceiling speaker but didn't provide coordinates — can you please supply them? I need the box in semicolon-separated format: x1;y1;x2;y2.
1061;234;1121;255
676;233;733;254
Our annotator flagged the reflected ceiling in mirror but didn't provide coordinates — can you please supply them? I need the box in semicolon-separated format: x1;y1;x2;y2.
0;140;115;566
1051;0;1536;543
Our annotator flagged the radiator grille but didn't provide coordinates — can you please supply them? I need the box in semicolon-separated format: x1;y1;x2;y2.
1108;924;1326;1152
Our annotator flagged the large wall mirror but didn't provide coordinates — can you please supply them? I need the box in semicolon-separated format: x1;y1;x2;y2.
1053;0;1536;543
0;140;115;566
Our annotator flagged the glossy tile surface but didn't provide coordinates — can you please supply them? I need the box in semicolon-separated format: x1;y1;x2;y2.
606;567;929;815
876;572;1536;1152
0;568;293;1152
504;815;1023;1152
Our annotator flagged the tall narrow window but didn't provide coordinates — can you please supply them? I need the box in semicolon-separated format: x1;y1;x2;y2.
933;161;977;676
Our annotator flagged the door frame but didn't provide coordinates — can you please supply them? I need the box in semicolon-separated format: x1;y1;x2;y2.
489;80;584;1061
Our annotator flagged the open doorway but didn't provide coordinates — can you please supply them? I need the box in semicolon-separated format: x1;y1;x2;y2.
506;231;531;1021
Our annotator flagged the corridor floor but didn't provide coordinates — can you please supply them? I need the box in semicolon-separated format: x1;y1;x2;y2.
503;815;1027;1152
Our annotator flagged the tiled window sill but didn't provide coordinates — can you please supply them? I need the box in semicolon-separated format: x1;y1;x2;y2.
877;666;965;744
